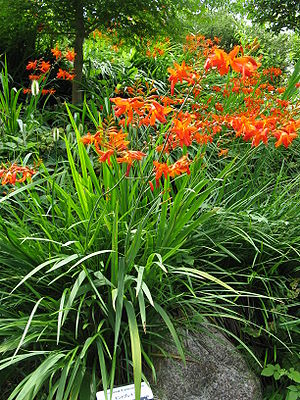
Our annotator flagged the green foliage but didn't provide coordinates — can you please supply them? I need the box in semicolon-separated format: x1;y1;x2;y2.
236;23;294;70
0;60;23;135
0;0;37;78
0;60;67;160
246;0;300;33
191;11;240;51
0;101;249;398
190;9;297;70
0;16;299;399
262;364;300;399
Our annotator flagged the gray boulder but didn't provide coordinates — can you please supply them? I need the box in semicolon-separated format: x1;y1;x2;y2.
150;327;262;400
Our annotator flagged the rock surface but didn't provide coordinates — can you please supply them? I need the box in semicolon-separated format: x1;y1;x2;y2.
150;327;262;400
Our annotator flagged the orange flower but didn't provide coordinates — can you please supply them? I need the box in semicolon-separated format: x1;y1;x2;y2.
29;74;42;81
276;87;286;94
26;60;37;70
57;68;67;79
273;120;300;148
0;164;36;186
193;133;213;145
110;97;144;125
140;101;172;126
153;161;170;187
98;149;115;165
117;150;146;176
65;72;75;80
81;131;102;146
65;49;76;62
205;46;260;79
149;181;154;192
214;102;224;112
167;61;193;95
204;46;239;75
51;45;62;60
153;156;191;188
41;89;55;95
274;131;298;148
168;156;191;178
57;69;75;80
230;56;259;79
212;85;222;92
218;148;229;157
39;60;51;73
171;113;198;147
106;130;129;152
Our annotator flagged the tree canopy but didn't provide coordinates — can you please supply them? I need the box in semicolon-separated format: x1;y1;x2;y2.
2;0;199;102
26;0;193;102
246;0;300;33
0;0;38;75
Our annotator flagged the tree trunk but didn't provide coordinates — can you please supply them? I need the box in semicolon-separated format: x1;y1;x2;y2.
72;2;85;104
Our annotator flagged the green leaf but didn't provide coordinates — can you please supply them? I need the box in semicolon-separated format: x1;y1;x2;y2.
288;369;300;383
11;258;61;293
286;389;299;400
154;302;185;365
96;340;109;400
57;289;69;345
173;267;236;293
136;266;145;296
124;300;142;400
13;297;44;357
138;291;146;333
261;364;275;377
0;352;48;372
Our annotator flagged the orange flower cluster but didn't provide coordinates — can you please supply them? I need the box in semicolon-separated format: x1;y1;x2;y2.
26;59;51;79
56;68;75;80
222;98;299;148
0;164;36;186
153;156;191;188
145;38;170;58
167;61;200;95
227;115;277;146
24;45;76;94
23;88;56;95
81;124;146;176
52;45;76;80
51;46;76;62
110;94;220;153
204;46;260;79
85;36;299;192
110;96;172;126
184;34;219;57
263;67;282;82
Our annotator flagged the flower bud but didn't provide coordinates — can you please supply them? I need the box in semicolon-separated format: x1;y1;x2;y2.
78;123;84;134
66;124;72;134
52;127;60;141
31;80;39;96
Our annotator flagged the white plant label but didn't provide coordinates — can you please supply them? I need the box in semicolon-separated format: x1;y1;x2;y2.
96;382;153;400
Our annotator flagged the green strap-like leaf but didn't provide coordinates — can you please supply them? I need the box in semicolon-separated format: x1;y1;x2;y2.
124;300;142;400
